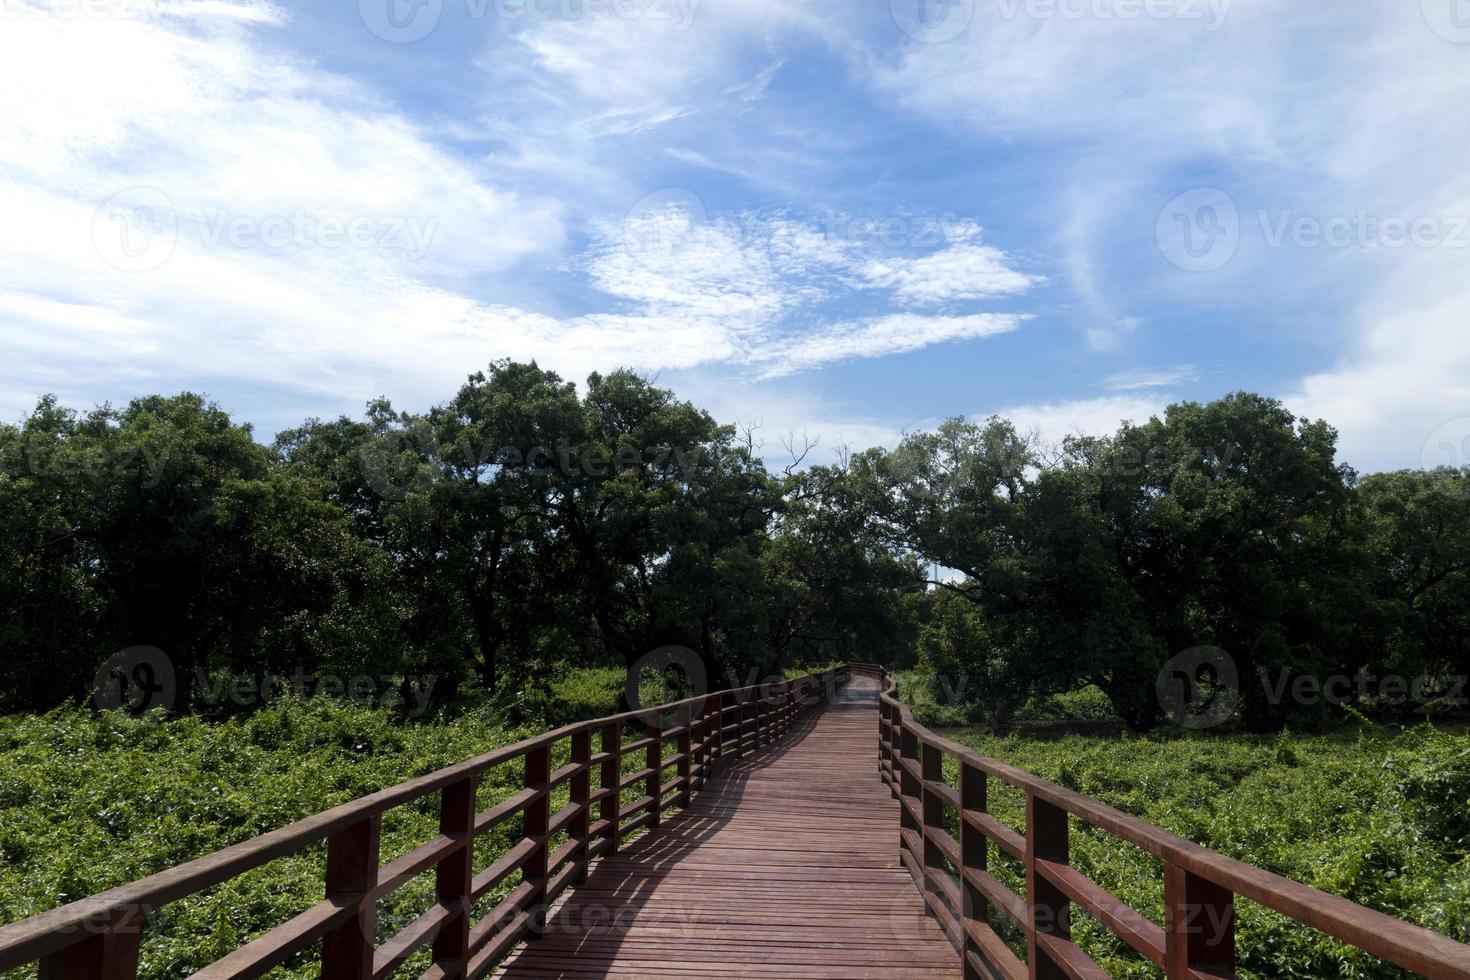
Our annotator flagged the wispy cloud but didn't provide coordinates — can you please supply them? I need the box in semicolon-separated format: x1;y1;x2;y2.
0;0;1038;429
726;59;786;104
1100;365;1201;391
856;226;1043;308
754;313;1027;380
582;205;1034;378
9;0;1460;477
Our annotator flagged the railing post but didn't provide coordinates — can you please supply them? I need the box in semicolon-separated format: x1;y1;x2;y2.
1025;794;1070;980
877;696;885;776
1165;865;1236;978
921;741;948;914
877;696;887;779
899;722;921;877
646;717;662;828
776;683;786;737
755;690;768;749
696;694;718;790
739;697;752;758
960;761;989;980
322;813;381;979
37;909;143;980
432;776;477;971
522;746;550;937
676;704;692;810
600;722;621;856
689;700;703;792
570;729;591;886
890;705;901;792
714;693;728;764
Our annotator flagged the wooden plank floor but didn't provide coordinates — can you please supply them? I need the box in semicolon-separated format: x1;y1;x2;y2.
496;681;960;978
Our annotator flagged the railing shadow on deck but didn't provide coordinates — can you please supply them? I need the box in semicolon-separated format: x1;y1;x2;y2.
0;667;848;980
503;708;831;973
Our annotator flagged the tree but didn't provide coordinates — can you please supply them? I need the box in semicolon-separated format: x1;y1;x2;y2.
0;398;106;708
1355;468;1470;703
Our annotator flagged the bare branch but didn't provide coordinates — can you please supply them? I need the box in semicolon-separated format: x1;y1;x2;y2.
780;430;819;476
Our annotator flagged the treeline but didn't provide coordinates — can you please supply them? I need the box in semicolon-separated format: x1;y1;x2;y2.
0;362;917;714
2;366;1466;729
825;393;1470;729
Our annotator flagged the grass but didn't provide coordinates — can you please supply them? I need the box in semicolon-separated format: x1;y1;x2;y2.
0;698;543;979
4;669;1466;978
0;666;674;979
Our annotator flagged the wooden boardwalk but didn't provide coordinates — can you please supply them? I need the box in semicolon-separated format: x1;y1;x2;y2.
497;681;960;978
11;664;1463;979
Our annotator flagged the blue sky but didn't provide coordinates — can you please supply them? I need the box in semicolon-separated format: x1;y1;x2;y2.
2;0;1469;472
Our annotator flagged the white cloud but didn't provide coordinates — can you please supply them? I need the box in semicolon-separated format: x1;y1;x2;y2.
675;380;909;469
860;3;1470;473
0;0;1035;428
585;206;791;324
997;394;1167;446
0;4;566;271
855;224;1042;307
0;0;579;423
1285;253;1470;472
496;3;824;142
577;204;1033;379
1101;364;1200;390
726;59;786;104
867;0;1319;154
754;313;1025;379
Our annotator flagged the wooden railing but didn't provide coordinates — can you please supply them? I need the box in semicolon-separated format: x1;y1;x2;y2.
855;664;1470;980
0;667;845;979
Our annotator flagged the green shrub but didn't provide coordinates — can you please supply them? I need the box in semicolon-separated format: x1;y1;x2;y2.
1015;684;1120;724
533;666;628;723
946;724;1470;978
0;700;530;980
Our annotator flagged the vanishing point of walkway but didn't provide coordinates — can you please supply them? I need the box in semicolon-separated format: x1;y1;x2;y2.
496;679;960;978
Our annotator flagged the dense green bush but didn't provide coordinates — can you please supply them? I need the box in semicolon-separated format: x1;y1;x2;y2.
1013;684;1120;724
2;686;1467;978
0;668;720;978
945;724;1470;978
0;700;532;979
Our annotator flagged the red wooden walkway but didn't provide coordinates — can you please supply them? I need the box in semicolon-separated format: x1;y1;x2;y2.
496;681;959;978
6;665;1470;978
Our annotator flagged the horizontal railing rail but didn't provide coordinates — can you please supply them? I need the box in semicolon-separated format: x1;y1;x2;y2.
855;664;1470;980
0;667;847;979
